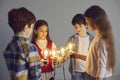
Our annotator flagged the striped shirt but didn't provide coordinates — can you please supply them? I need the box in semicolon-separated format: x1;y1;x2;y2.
3;36;41;80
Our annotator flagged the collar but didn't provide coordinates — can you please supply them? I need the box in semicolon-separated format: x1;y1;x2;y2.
12;36;28;41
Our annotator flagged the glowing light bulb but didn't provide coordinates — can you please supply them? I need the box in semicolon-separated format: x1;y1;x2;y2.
69;43;72;52
60;47;65;56
43;49;48;59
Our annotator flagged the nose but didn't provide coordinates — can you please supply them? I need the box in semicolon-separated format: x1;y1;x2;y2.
76;27;80;31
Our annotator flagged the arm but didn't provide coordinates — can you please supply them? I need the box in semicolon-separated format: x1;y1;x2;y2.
96;77;103;80
70;53;87;61
96;41;107;79
28;46;41;80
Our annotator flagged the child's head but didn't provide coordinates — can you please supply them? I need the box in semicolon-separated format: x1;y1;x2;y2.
72;13;86;26
8;7;36;34
84;5;110;33
31;20;51;42
71;13;87;35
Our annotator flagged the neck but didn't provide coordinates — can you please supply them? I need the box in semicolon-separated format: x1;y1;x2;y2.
37;38;46;41
15;32;28;38
78;32;88;38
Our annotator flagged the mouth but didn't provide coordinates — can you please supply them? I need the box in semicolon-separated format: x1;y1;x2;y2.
77;31;80;33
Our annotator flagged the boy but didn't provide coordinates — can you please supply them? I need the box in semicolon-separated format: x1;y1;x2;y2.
65;13;94;80
3;7;41;80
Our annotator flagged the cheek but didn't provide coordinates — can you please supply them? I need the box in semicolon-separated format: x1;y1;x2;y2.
45;32;48;36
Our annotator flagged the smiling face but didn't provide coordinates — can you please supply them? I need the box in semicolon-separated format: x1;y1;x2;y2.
34;25;48;40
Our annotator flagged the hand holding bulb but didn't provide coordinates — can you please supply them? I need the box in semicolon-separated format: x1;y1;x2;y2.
67;43;75;56
43;49;49;65
51;49;58;65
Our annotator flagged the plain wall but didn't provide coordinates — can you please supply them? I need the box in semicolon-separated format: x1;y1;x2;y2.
0;0;120;80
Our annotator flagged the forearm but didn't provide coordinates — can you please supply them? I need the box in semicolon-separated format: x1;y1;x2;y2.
70;53;87;61
76;54;86;61
96;77;103;80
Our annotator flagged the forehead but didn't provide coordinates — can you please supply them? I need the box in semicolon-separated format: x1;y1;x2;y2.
38;25;48;30
85;17;93;22
85;17;91;21
74;23;85;28
74;23;81;26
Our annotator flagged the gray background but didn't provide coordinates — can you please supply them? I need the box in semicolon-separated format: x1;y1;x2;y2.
0;0;120;80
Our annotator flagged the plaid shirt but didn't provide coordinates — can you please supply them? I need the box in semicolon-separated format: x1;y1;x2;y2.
3;36;41;80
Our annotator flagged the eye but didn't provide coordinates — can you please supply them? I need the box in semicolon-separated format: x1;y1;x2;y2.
39;30;43;32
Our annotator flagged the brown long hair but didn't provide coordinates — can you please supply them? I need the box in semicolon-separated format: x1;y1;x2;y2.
31;20;51;43
85;5;115;71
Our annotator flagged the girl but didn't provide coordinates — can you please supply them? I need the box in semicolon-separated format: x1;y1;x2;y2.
84;5;115;80
31;20;57;80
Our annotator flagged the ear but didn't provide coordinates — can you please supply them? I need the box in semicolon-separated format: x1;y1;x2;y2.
34;29;37;34
24;24;29;31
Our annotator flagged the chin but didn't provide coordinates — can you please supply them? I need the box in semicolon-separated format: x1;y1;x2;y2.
41;38;46;40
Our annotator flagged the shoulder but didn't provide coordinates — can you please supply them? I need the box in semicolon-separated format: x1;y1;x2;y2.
48;40;57;49
87;32;94;41
69;33;78;40
28;42;38;51
99;39;106;48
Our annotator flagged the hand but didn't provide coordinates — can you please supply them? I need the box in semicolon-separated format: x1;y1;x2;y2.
59;57;66;63
52;57;58;65
41;58;48;65
70;54;76;58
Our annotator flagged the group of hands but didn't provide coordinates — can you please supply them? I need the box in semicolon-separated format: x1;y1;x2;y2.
41;53;102;80
41;52;80;66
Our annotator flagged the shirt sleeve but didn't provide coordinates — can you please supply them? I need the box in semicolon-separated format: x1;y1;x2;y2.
96;41;107;78
27;45;41;80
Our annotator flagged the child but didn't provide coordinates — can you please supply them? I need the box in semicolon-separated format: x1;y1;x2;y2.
65;13;94;80
84;5;115;80
3;7;41;80
31;19;57;80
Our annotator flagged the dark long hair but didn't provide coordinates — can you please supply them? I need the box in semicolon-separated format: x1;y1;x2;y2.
31;20;51;43
85;5;115;71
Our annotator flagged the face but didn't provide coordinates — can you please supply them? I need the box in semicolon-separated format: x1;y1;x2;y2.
34;25;48;40
85;17;96;31
74;23;87;35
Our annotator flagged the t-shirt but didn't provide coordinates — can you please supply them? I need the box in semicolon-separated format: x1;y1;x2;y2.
75;35;89;72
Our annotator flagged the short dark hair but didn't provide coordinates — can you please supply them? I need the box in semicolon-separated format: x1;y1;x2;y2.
8;7;36;34
71;13;86;26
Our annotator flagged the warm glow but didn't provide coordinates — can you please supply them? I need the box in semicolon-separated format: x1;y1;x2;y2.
51;49;56;57
43;49;49;59
69;43;72;51
60;47;65;56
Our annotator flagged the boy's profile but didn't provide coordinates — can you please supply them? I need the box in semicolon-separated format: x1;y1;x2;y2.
64;13;94;80
3;7;41;80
